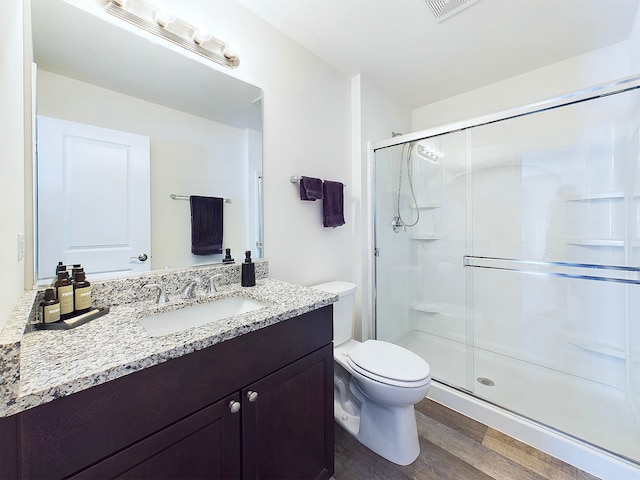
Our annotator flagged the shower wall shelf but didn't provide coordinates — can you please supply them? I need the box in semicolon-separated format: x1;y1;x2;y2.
563;189;639;248
411;234;444;241
565;238;627;247
563;192;631;202
570;339;626;359
410;302;477;320
411;204;441;210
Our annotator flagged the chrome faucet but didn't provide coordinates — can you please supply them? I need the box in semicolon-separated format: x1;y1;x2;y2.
180;277;203;299
207;274;222;294
143;283;170;305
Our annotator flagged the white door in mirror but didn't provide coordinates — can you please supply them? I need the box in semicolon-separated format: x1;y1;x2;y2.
36;116;151;282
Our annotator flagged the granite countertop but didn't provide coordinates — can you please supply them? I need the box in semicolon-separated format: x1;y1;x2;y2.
0;277;337;418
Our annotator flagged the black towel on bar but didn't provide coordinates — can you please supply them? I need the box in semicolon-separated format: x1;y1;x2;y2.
190;195;223;255
322;181;345;228
299;176;324;201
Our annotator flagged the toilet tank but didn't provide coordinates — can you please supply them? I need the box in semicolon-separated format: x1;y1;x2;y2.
312;281;357;346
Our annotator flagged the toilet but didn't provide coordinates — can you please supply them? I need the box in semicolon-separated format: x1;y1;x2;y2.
312;281;431;466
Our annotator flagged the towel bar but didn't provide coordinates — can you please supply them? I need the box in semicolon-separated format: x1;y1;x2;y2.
170;193;231;203
290;176;346;188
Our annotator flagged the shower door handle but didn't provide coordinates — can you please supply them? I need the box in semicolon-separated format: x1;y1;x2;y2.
463;255;640;285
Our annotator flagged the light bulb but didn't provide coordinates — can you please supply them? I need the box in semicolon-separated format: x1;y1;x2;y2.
223;44;237;60
154;8;176;28
191;28;211;45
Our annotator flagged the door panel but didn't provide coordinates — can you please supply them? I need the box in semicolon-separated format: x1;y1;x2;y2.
242;344;334;480
36;116;151;281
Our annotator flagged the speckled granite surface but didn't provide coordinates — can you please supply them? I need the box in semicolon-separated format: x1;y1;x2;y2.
0;262;337;418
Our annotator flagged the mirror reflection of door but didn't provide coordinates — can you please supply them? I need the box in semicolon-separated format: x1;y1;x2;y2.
36;116;151;283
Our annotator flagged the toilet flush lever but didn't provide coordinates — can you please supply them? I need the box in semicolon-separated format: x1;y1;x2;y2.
246;390;258;402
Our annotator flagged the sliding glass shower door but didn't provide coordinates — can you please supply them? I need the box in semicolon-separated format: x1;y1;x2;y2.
374;83;640;462
374;130;471;389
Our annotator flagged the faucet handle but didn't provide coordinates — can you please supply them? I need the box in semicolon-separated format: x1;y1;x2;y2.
144;283;170;305
208;275;222;294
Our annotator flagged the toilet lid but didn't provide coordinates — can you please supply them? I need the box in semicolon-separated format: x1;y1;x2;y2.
347;340;430;384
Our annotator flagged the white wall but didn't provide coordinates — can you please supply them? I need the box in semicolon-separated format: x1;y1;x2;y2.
0;0;26;332
412;33;640;131
36;70;250;273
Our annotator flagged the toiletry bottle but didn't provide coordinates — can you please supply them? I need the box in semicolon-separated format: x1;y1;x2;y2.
73;269;92;315
223;248;234;263
54;270;74;320
241;250;256;287
52;261;66;286
70;264;83;285
40;288;60;324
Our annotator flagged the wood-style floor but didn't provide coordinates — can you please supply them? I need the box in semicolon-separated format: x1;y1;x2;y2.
334;398;600;480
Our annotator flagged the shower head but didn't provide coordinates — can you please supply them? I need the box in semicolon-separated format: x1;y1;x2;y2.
416;142;443;163
424;0;478;22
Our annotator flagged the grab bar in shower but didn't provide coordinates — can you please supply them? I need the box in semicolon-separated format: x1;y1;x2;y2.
463;255;640;285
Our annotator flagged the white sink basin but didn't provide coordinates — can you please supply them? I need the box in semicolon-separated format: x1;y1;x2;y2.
138;296;268;337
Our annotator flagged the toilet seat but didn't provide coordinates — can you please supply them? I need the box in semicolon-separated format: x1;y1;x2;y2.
347;340;431;388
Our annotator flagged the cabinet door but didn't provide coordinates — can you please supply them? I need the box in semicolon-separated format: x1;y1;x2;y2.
71;394;241;480
242;344;334;480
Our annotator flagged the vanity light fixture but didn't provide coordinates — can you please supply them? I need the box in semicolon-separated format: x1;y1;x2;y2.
95;0;239;68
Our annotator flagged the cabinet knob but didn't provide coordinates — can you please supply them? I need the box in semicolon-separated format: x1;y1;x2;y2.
246;390;258;402
229;400;241;413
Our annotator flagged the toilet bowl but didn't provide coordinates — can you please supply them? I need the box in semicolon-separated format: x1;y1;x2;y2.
313;281;431;466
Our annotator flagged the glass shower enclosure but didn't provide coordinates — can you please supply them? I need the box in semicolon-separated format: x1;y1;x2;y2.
373;78;640;463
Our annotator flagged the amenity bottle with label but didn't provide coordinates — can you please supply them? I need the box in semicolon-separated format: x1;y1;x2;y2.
73;269;92;315
54;270;74;320
52;261;66;286
40;288;60;324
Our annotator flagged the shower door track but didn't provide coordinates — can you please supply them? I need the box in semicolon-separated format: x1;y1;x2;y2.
371;75;640;153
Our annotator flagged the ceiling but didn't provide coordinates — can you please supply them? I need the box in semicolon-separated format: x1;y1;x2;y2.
235;0;640;108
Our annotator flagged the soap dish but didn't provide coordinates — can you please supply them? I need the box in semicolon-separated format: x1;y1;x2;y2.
35;307;110;331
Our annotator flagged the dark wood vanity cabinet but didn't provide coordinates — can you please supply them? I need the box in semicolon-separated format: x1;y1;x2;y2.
72;393;243;479
242;345;334;479
0;305;334;480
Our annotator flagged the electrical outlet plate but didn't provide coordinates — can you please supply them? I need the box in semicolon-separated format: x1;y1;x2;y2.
17;233;25;261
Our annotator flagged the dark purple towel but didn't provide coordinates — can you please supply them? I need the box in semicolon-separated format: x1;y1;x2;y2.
190;196;223;255
299;176;324;201
322;181;345;228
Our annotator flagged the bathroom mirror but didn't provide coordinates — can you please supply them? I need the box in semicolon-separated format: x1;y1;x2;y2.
31;0;263;283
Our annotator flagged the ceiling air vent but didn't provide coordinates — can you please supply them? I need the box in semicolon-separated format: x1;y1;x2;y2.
425;0;477;22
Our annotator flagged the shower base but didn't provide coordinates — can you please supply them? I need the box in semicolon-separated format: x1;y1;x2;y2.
396;330;640;471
